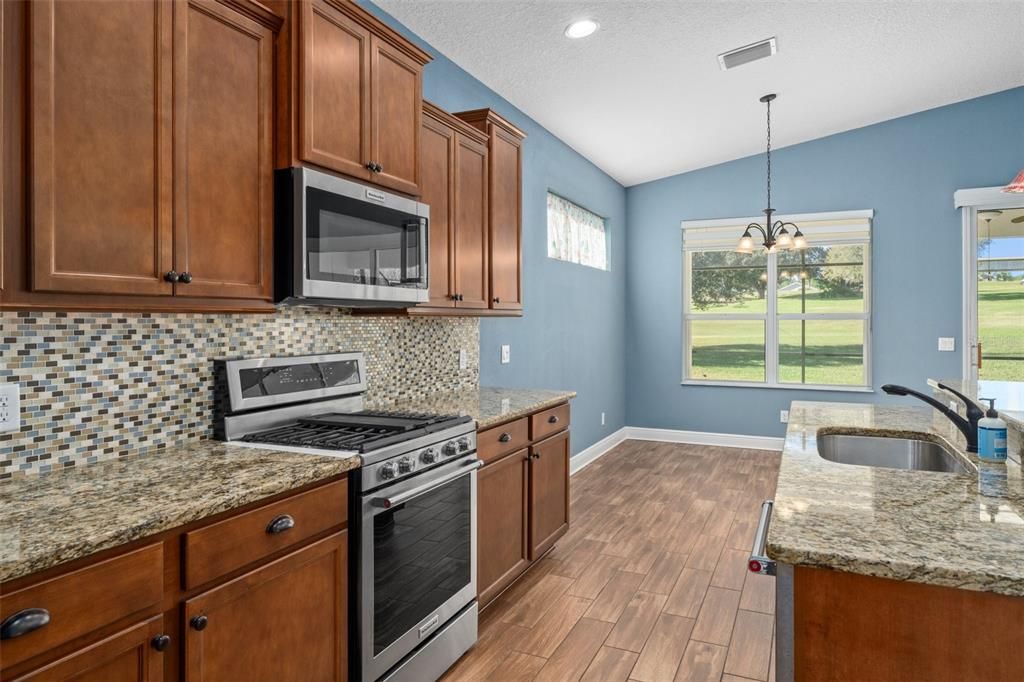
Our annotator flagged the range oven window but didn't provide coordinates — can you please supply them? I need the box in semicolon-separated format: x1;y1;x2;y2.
306;187;425;288
372;474;471;656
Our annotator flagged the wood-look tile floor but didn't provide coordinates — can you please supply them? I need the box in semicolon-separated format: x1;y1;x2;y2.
443;440;782;682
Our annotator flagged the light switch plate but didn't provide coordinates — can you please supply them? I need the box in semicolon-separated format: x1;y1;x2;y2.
938;337;956;352
780;410;789;423
500;345;510;364
0;383;21;434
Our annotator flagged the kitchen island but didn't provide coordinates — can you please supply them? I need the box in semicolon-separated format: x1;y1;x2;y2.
765;400;1024;681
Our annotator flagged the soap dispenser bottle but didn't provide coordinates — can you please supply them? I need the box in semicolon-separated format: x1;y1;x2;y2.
977;398;1008;462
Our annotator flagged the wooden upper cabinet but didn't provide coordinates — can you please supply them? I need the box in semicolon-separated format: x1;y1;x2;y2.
29;0;174;296
369;36;421;195
174;0;274;300
294;0;428;195
183;532;347;682
299;0;371;182
453;133;489;309
528;430;570;560
419;107;456;308
455;109;526;312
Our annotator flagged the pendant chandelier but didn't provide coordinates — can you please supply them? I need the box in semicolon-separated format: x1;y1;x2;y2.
736;94;807;254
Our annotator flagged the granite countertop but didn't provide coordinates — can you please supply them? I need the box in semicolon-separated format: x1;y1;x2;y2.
767;400;1024;596
373;386;577;430
0;441;358;584
931;377;1024;431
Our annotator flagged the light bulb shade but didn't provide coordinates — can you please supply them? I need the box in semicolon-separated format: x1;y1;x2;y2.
735;234;754;254
792;231;808;249
1003;169;1024;193
776;230;793;249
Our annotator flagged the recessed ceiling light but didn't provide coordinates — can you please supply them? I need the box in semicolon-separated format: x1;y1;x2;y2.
564;19;599;39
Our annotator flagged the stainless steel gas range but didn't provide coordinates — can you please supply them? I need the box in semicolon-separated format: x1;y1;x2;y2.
215;352;479;682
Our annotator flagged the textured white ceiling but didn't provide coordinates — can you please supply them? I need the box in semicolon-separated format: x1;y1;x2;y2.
376;0;1024;186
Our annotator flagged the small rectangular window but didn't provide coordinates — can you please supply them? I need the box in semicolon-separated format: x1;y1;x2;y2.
547;192;608;270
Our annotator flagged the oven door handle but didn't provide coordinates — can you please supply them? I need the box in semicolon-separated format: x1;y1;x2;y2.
371;459;483;509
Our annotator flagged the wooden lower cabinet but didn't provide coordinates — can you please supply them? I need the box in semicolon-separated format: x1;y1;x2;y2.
1;478;349;682
477;403;571;609
477;448;530;606
184;532;347;681
528;431;570;560
10;616;166;682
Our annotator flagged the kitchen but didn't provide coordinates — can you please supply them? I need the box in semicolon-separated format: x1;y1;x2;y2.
1;1;1022;681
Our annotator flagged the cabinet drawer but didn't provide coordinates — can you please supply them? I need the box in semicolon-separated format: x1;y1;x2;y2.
184;480;347;589
530;403;570;441
478;418;529;464
0;544;163;671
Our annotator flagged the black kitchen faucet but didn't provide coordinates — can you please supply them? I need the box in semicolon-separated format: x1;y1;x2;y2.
881;382;984;453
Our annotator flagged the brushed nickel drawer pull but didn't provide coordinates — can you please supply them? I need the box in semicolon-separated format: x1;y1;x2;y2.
548;415;559;424
498;433;512;443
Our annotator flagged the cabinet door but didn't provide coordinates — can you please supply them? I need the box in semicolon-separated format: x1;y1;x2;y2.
452;133;489;309
419;114;455;308
13;616;165;682
477;449;530;608
183;532;346;682
29;0;173;295
369;36;421;196
300;0;371;181
173;0;273;300
528;431;570;560
488;128;523;311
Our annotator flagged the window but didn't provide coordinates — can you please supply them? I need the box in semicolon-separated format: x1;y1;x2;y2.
682;210;872;390
547;192;608;270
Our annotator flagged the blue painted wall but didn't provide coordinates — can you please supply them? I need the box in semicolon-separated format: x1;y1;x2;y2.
362;2;628;455
625;86;1024;437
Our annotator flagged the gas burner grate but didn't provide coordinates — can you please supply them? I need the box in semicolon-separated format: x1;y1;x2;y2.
240;410;471;453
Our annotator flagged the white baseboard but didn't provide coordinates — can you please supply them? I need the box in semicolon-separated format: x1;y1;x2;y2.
569;427;629;475
624;427;784;452
569;426;783;476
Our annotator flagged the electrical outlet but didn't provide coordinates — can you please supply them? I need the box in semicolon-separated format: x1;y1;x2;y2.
500;345;510;364
780;410;789;424
938;337;956;352
601;412;606;426
458;349;468;371
0;383;21;434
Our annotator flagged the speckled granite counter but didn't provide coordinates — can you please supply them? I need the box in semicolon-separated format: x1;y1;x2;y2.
767;401;1024;596
0;441;358;583
372;386;576;430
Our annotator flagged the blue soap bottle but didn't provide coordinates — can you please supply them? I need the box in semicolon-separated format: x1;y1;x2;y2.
977;398;1008;462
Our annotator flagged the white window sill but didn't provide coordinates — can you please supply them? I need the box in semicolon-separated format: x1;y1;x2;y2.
680;379;874;393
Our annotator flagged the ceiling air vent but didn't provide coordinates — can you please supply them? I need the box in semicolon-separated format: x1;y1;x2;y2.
718;37;777;70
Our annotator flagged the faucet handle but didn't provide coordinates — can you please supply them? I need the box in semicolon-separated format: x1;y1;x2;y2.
936;382;985;421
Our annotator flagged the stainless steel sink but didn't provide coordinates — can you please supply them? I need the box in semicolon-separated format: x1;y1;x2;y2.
817;433;976;474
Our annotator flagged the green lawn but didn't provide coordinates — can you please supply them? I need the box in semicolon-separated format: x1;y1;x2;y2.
690;290;865;385
978;280;1024;381
689;281;1024;384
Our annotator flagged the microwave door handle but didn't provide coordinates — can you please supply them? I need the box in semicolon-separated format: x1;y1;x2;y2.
399;220;426;285
371;459;482;509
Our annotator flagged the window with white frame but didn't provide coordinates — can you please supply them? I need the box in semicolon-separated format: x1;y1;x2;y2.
681;210;872;390
547;192;608;270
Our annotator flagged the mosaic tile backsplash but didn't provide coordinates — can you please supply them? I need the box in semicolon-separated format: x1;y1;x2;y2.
0;309;479;478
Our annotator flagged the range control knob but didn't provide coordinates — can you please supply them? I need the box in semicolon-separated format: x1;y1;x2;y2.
420;448;439;465
397;457;414;474
442;441;458;457
457;437;470;452
378;462;397;481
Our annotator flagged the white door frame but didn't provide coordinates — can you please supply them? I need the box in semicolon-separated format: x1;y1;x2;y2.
954;186;1023;382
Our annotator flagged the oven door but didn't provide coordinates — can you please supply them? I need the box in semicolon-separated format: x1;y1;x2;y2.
359;455;479;682
300;168;429;305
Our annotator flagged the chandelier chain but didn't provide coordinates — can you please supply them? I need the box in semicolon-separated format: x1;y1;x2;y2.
766;96;772;212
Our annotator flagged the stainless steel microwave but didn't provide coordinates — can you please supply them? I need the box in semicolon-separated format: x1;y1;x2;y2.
275;167;429;307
